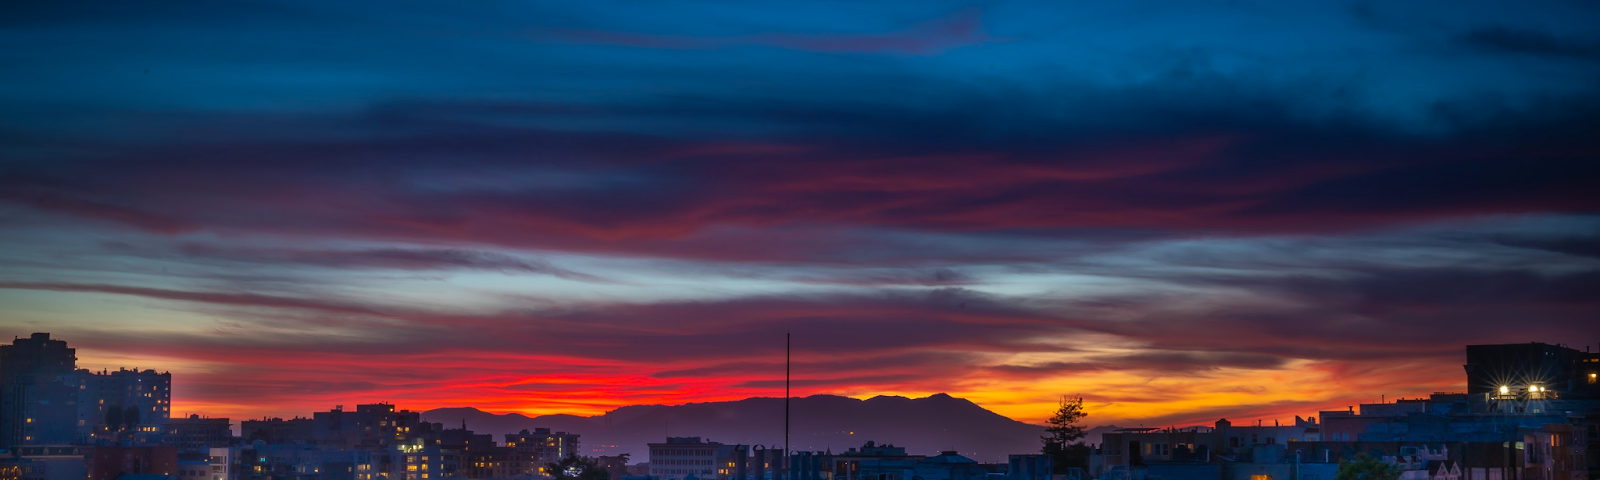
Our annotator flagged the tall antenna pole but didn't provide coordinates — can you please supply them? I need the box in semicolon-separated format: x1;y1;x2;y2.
785;332;791;480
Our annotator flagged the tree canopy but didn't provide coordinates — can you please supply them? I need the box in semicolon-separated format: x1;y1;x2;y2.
545;455;611;480
124;406;141;431
105;406;123;431
1041;395;1090;471
1336;454;1400;480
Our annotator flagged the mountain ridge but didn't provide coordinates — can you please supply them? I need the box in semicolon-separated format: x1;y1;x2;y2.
421;393;1094;462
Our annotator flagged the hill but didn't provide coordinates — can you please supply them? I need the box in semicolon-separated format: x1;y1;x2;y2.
423;393;1053;462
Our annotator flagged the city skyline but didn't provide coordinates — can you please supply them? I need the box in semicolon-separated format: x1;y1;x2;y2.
4;0;1599;431
5;332;1596;465
3;330;1571;429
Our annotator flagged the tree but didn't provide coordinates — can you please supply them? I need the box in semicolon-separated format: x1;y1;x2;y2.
123;406;141;431
594;454;630;480
1336;454;1399;480
105;406;123;431
1041;396;1089;471
545;455;610;480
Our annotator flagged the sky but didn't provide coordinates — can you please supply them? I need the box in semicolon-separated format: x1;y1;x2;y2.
2;0;1598;428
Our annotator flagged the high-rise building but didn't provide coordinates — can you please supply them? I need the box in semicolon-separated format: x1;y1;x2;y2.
312;404;442;449
166;414;233;453
381;443;446;480
76;368;172;443
505;428;580;476
0;333;80;447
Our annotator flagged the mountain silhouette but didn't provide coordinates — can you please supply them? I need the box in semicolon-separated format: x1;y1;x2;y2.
423;393;1063;462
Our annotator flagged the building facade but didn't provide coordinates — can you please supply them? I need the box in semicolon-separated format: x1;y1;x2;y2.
0;334;80;447
311;404;437;450
86;445;179;480
1465;343;1600;400
77;368;173;444
166;415;233;453
241;418;315;445
649;437;723;480
505;428;580;476
0;445;86;480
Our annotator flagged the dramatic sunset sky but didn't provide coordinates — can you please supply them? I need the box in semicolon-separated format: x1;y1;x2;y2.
2;0;1597;428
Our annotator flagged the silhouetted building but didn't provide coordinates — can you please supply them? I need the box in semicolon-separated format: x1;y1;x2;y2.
1005;454;1051;480
312;404;434;449
1088;343;1600;478
649;437;723;480
784;442;922;480
176;460;211;480
462;446;514;479
913;451;986;480
1465;342;1600;400
712;444;748;480
241;418;315;445
505;428;580;476
87;445;179;480
787;443;994;480
206;448;230;480
378;443;446;480
0;334;80;447
0;445;86;480
77;368;173;443
166;415;233;453
231;443;377;480
754;445;792;480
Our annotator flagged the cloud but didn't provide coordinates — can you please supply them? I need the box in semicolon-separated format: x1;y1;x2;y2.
1491;233;1600;259
5;82;1597;264
1457;25;1600;59
990;351;1289;377
0;187;191;234
18;243;1594;422
0;282;386;318
555;8;1003;55
2;0;1598;426
111;243;605;281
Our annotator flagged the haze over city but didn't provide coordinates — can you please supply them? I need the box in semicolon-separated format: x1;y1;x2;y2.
3;0;1598;437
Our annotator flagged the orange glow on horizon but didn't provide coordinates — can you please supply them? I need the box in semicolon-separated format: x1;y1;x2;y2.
145;354;1464;428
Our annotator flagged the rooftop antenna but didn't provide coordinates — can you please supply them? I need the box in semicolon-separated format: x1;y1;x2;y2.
785;332;791;480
